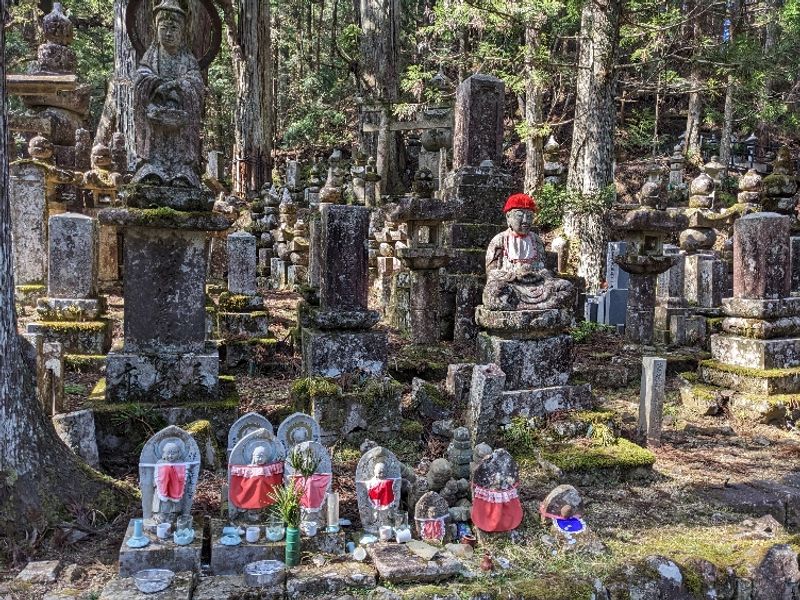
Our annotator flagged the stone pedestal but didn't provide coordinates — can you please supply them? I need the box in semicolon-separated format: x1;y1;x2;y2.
99;205;230;403
118;518;202;577
209;520;345;575
700;213;800;395
301;204;387;376
469;307;590;444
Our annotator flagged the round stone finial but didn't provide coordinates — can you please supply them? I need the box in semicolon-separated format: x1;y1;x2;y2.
544;135;560;154
690;172;714;196
28;135;54;160
43;3;74;45
738;168;762;193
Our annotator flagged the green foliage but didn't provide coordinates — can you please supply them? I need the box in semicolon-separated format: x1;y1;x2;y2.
534;183;569;229
618;108;657;154
268;484;302;529
502;416;543;454
287;447;321;478
588;422;616;447
570;321;614;343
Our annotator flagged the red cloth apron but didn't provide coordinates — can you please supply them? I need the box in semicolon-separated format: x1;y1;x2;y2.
366;478;396;509
229;462;284;510
471;484;523;532
156;463;187;501
418;517;446;543
291;473;332;510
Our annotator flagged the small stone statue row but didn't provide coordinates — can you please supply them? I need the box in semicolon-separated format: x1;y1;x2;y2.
356;443;523;544
138;411;328;527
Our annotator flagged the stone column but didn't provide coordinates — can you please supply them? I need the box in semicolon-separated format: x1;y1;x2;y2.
625;273;658;345
655;245;687;346
733;212;791;300
638;356;666;447
409;269;440;344
227;231;257;295
301;204;387;377
452;74;504;170
9;161;48;286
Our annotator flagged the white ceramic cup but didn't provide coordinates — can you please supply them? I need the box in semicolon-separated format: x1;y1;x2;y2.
156;523;170;539
303;521;318;537
246;526;260;543
378;525;393;541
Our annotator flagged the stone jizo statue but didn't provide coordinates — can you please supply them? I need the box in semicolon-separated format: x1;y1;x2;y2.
133;0;204;188
482;193;573;311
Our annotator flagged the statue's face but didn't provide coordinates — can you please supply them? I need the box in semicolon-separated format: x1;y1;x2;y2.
506;208;534;235
373;462;386;479
291;428;307;444
92;146;112;169
162;442;180;462
157;13;184;53
252;446;267;465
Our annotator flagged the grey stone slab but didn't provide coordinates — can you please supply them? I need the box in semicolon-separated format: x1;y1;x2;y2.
452;74;504;170
733;212;791;300
286;562;376;597
16;560;61;583
605;288;629;326
301;328;387;378
227;231;257;296
710;334;800;369
48;212;97;299
368;542;462;584
217;312;269;338
466;363;506;446
26;320;112;355
209;520;282;575
52;409;99;467
791;236;800;295
319;204;370;311
123;227;209;354
478;333;572;390
105;347;219;403
606;241;630;289
118;520;202;577
723;297;800;319
193;575;283;600
638;356;667;447
37;296;106;320
100;571;195;599
10;162;48;285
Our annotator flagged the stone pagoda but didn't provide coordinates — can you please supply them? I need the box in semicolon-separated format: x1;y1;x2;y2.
99;0;229;403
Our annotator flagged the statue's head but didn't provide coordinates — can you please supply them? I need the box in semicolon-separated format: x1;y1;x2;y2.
29;135;54;161
154;0;187;53
162;441;181;462
373;462;386;479
503;193;536;236
290;428;308;444
91;144;113;169
251;446;268;466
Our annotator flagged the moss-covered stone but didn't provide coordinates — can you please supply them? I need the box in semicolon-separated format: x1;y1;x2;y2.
541;438;655;472
65;354;106;373
183;419;222;470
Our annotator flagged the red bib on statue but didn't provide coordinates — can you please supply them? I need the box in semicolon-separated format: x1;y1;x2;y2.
471;484;523;532
156;463;187;501
367;478;396;508
292;473;332;510
230;463;283;510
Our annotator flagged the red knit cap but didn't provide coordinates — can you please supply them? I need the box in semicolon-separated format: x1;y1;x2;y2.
503;193;537;213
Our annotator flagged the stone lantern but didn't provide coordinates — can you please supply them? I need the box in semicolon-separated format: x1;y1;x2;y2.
385;168;453;343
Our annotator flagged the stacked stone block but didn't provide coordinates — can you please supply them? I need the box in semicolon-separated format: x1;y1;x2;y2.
700;213;800;396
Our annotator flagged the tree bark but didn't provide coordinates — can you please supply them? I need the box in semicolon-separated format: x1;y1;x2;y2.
0;0;134;545
564;0;620;293
684;4;702;158
523;25;544;195
358;0;404;195
719;73;734;171
225;0;272;197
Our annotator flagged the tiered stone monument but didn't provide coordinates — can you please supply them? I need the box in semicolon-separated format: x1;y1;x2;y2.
440;74;513;342
27;213;112;354
468;194;589;445
99;0;229;403
700;213;800;396
542;136;565;185
654;245;687;346
301;204;387;377
761;146;798;216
